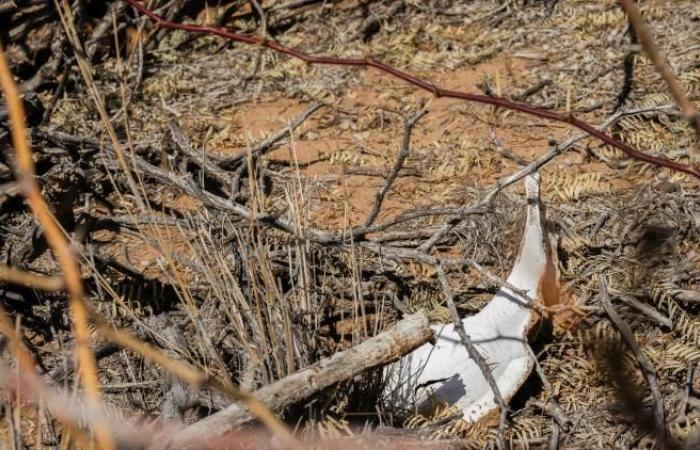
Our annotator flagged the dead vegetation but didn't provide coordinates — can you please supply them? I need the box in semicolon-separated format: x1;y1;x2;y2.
0;0;699;448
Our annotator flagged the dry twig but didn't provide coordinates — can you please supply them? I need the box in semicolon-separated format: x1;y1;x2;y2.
0;264;65;292
436;266;508;450
620;0;700;166
598;275;667;447
419;104;677;251
122;0;700;179
364;108;428;227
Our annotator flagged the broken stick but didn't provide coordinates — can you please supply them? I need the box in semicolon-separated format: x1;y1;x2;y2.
166;312;433;448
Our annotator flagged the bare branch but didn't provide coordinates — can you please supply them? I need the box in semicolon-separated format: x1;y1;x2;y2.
364;108;427;227
620;0;700;165
0;40;114;450
122;0;700;179
598;275;667;447
435;266;508;449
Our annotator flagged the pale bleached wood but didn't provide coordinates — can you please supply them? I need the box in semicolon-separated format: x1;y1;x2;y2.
167;312;433;448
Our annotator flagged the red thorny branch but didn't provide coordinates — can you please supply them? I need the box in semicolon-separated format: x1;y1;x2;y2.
122;0;700;180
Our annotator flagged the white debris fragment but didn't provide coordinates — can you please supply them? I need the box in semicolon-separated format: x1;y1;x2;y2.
383;173;557;422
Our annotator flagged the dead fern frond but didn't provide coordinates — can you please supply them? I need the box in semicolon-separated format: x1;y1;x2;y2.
545;172;614;201
652;283;700;346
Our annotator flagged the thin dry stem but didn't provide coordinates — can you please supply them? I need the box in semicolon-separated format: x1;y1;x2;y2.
0;264;65;292
0;305;38;378
123;0;700;179
54;0;148;213
92;316;302;449
598;276;667;447
435;265;508;449
0;46;113;449
620;0;700;166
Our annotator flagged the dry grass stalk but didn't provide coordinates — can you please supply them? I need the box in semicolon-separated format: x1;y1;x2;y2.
620;0;700;166
48;3;300;446
0;46;113;449
0;264;65;292
0;362;164;448
93;316;302;449
170;312;433;447
598;276;667;447
53;0;148;213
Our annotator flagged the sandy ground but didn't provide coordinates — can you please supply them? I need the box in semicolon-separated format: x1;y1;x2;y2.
3;0;700;448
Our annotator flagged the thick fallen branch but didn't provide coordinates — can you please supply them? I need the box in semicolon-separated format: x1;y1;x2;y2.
167;312;433;448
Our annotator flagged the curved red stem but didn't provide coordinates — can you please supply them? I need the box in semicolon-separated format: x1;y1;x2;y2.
122;0;700;180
